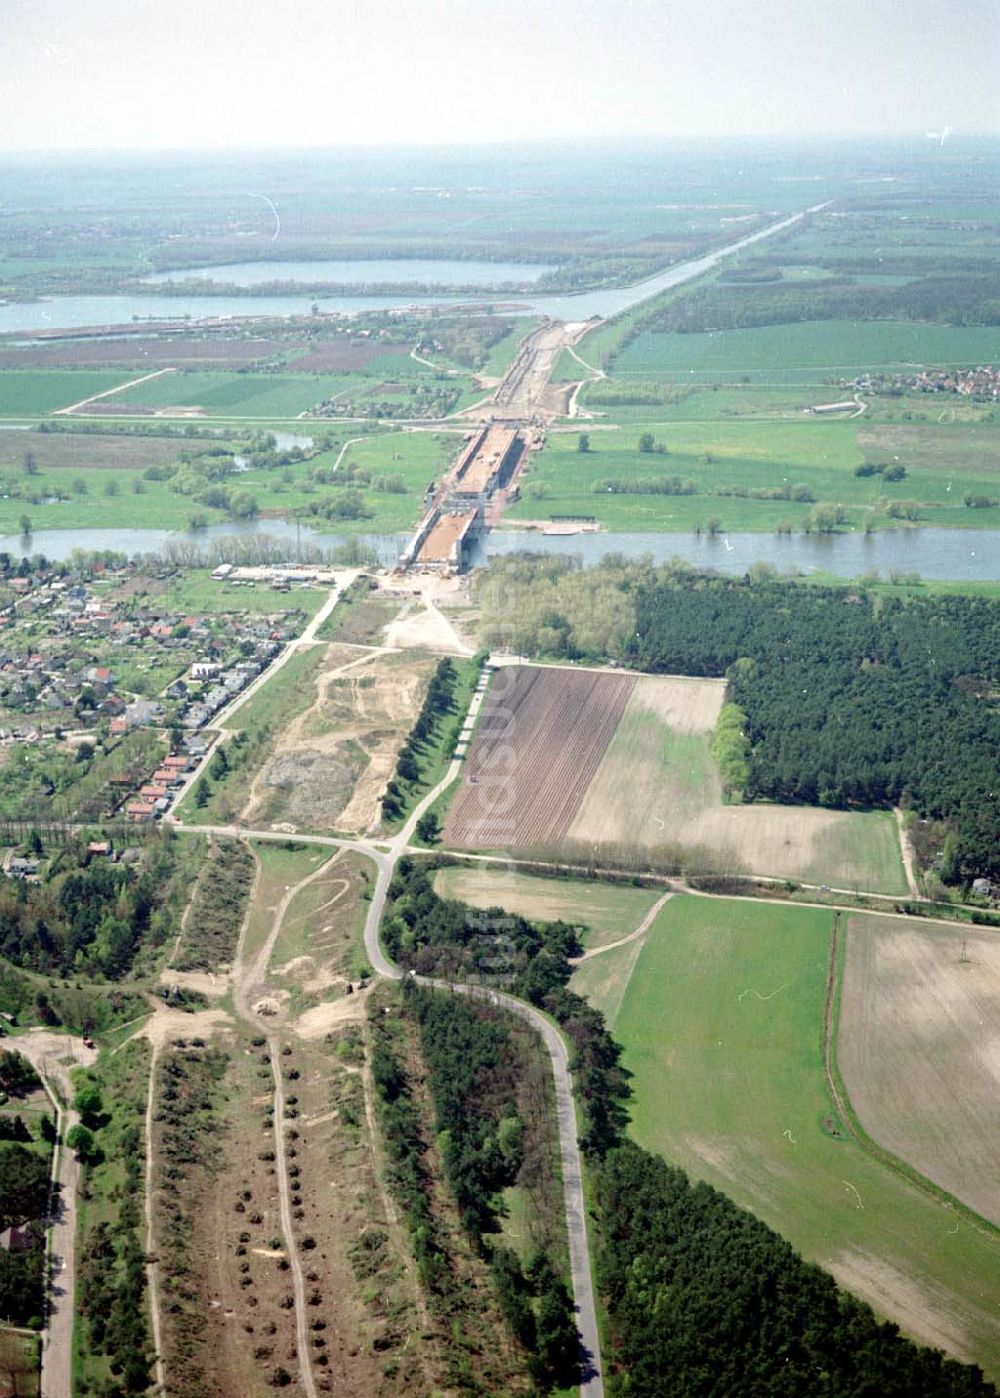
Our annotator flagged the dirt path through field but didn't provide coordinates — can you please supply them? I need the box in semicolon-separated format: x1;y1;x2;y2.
573;892;673;962
895;808;921;900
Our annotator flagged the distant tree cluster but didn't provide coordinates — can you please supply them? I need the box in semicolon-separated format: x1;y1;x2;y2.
631;272;1000;336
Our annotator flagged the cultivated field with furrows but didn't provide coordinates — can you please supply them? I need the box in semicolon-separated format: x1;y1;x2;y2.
242;646;435;835
838;914;1000;1227
443;664;636;849
444;666;903;888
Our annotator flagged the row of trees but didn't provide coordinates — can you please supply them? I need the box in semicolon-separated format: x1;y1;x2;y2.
633;272;1000;335
381;659;462;821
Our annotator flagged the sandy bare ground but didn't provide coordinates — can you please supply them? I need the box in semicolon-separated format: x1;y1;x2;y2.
384;597;472;655
293;986;370;1039
157;967;229;998
140;1005;235;1049
242;646;432;834
838;915;1000;1227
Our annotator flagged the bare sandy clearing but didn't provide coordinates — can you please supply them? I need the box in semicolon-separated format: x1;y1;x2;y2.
385;598;471;654
141;1005;234;1049
243;648;433;833
838;915;1000;1227
294;987;370;1039
158;968;229;998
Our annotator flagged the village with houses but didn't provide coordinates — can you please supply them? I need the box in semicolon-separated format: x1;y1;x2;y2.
0;553;315;842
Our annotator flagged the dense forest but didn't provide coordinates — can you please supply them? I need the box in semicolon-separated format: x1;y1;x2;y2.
384;857;629;1154
630;577;1000;882
594;1141;996;1398
0;1051;50;1329
0;834;180;978
628;271;1000;335
401;860;997;1394
476;558;1000;885
375;985;580;1390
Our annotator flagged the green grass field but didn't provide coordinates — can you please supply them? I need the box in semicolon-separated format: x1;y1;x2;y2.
611;320;1000;384
432;865;660;949
507;416;1000;532
152;570;327;617
606;894;1000;1377
113;370;345;418
240;839;331;963
0;370;137;416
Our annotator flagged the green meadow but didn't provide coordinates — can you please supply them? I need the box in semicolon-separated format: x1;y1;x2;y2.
610;320;1000;384
506;417;1000;532
0;370;137;416
603;894;1000;1378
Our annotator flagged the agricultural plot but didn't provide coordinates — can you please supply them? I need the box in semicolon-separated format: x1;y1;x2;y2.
611;320;1000;384
111;370;346;417
445;665;905;892
0;369;137;416
568;673;906;890
838;914;1000;1228
443;664;635;850
608;894;1000;1377
507;415;1000;533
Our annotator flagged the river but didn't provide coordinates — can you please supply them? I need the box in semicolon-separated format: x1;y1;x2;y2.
0;208;814;336
2;521;996;582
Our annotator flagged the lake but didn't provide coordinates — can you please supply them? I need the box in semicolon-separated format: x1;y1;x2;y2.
0;209;809;336
2;521;997;583
143;259;556;288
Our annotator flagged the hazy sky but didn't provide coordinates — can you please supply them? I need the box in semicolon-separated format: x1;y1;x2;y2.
3;0;997;151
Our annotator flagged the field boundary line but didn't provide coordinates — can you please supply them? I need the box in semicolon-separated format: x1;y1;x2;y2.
54;366;176;415
823;911;999;1240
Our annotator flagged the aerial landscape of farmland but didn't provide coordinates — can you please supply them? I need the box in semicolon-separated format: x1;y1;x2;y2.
0;24;998;1390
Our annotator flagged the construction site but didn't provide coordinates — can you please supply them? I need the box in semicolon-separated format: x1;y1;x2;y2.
400;418;531;572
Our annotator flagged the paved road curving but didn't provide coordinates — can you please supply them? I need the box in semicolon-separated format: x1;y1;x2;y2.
361;750;606;1396
15;1032;97;1398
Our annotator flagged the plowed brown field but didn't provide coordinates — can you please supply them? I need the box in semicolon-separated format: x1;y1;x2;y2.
443;664;635;849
